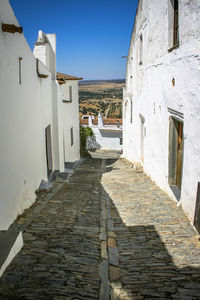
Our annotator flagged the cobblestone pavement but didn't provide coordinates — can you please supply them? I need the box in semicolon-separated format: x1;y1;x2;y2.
0;159;103;300
0;155;200;299
101;158;200;300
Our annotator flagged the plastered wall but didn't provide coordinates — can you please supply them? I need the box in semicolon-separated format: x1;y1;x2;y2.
0;0;68;229
92;128;122;151
0;1;48;229
123;0;200;222
59;81;80;163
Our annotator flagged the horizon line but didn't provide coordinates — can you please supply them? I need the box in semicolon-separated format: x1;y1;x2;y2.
79;78;126;81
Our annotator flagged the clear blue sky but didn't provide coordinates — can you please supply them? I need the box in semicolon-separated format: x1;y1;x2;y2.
10;0;138;80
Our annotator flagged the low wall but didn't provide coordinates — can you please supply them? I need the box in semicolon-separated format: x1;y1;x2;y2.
87;127;122;151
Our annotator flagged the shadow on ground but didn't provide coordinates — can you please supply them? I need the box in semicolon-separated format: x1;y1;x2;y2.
100;158;200;299
0;156;200;299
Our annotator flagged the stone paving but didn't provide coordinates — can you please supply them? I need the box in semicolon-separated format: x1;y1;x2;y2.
0;153;200;299
0;159;103;300
101;158;200;300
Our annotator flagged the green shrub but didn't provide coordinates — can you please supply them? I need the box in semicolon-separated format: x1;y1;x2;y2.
85;126;94;137
80;126;94;150
80;125;87;149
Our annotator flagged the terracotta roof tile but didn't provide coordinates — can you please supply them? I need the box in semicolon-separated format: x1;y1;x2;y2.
80;118;122;125
80;119;88;125
104;119;122;125
57;72;83;84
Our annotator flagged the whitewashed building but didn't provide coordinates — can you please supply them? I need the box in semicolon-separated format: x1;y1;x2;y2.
57;73;82;164
82;114;123;151
123;0;200;230
0;0;81;272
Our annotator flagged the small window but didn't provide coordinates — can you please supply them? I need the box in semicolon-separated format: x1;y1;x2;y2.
69;86;72;102
168;0;179;51
120;137;123;145
130;101;133;123
70;127;74;146
139;34;143;65
173;0;179;46
19;57;22;84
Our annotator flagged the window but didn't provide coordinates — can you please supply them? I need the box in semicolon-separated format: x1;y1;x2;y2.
173;0;179;46
120;137;123;145
168;0;179;51
69;86;72;102
19;57;22;84
139;34;143;65
70;127;74;146
130;101;133;123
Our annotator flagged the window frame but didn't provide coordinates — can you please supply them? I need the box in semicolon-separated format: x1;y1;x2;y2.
173;0;179;46
168;0;179;52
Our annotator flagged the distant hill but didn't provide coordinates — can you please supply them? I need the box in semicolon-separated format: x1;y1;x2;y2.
79;79;125;86
79;80;124;119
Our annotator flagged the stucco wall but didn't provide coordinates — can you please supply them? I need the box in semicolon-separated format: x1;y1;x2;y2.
91;127;122;151
123;0;200;222
0;0;48;229
33;31;56;81
58;81;80;163
0;0;69;229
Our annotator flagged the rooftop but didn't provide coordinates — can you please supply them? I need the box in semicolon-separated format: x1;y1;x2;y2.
80;118;122;126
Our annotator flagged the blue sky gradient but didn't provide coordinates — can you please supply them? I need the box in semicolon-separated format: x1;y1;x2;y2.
10;0;138;80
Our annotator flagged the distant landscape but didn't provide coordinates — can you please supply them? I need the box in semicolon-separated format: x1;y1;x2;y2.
79;79;125;119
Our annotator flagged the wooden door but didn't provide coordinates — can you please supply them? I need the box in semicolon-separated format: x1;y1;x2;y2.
176;122;183;189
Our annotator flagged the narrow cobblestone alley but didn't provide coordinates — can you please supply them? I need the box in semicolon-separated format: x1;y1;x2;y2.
0;154;200;299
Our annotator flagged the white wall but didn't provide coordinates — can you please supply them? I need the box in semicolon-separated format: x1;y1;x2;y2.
33;31;56;81
0;0;65;229
0;0;46;229
33;31;65;172
58;81;80;163
123;0;200;222
92;128;122;151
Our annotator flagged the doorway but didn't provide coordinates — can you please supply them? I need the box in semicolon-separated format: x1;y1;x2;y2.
176;121;183;188
140;114;145;163
168;117;184;199
45;125;53;177
63;130;66;163
194;182;200;233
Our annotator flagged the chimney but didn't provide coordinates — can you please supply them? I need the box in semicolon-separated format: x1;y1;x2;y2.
98;113;104;128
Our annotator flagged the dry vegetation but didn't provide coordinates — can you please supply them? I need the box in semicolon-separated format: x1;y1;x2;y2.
79;80;125;119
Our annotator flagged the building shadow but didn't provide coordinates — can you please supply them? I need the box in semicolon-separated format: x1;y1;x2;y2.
0;157;200;299
86;136;101;151
101;158;200;299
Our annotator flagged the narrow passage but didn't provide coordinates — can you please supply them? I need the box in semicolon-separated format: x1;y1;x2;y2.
0;153;200;299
